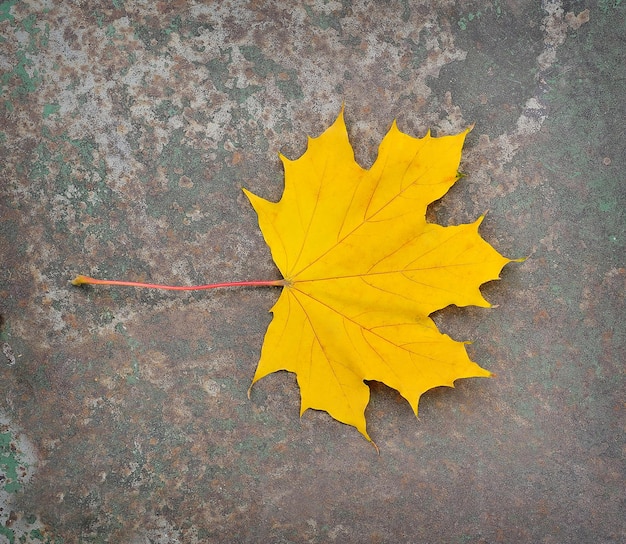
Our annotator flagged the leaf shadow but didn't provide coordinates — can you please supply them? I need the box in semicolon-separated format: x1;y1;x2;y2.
363;380;417;436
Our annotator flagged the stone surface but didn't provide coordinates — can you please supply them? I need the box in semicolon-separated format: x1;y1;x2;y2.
1;1;624;542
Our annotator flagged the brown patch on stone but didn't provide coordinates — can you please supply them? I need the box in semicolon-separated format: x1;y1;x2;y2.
566;9;590;30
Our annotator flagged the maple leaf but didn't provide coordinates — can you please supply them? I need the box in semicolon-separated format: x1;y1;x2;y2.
243;109;514;442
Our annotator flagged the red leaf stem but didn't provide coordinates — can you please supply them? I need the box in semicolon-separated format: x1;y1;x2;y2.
71;275;285;290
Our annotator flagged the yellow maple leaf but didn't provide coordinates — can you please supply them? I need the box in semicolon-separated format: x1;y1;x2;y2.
244;109;514;442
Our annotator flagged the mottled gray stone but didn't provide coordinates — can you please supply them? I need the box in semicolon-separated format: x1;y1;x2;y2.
0;1;623;542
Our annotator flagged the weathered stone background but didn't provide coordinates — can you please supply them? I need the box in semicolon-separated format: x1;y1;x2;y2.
1;1;624;542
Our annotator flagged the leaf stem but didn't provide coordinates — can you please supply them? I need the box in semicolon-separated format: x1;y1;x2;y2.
71;275;286;290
